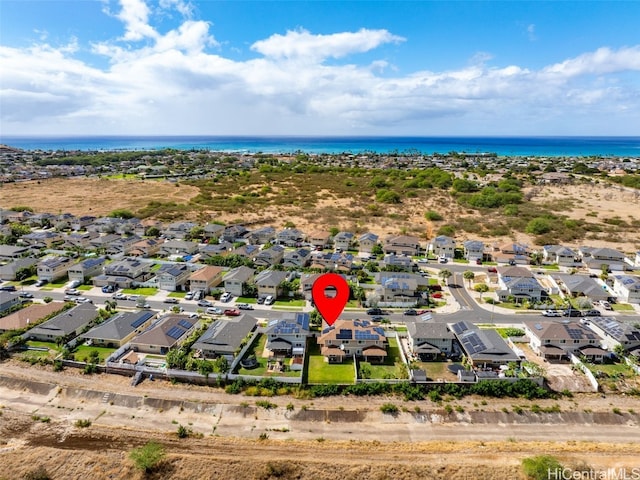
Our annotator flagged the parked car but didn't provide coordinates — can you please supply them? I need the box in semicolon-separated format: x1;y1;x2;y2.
563;309;583;317
257;296;266;304
403;309;418;316
0;285;17;292
438;256;448;264
487;267;498;273
75;297;92;304
184;291;195;300
196;299;212;307
367;308;384;316
68;280;82;288
583;309;602;317
19;292;34;299
224;309;241;316
371;316;385;322
220;292;232;302
126;294;139;301
542;309;562;317
237;303;254;310
264;295;275;305
163;298;179;304
101;285;115;293
206;307;223;315
599;300;612;310
112;293;127;300
64;288;80;295
34;280;48;287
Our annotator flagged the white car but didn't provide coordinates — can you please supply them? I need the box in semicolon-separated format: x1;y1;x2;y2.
264;295;275;305
220;292;232;302
542;309;562;317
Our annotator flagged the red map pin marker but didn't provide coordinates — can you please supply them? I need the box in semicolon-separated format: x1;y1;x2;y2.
312;273;349;327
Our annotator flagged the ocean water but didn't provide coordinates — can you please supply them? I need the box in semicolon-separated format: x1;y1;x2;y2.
2;136;640;157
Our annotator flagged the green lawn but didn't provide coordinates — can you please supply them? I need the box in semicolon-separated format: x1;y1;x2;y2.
587;362;634;377
236;297;257;304
78;285;93;291
612;303;635;312
358;337;408;379
26;340;60;351
273;298;306;307
307;342;354;384
168;291;186;298
236;334;300;377
73;345;116;363
419;361;461;382
122;287;158;296
19;340;60;360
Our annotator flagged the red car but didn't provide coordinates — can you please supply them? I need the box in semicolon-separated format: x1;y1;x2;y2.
224;309;241;316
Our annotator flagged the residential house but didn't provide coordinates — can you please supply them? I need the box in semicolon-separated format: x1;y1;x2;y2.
382;253;415;271
231;244;260;259
300;272;323;300
0;302;64;334
223;266;255;297
0;257;38;281
317;319;388;364
282;248;312;268
79;310;156;348
107;235;141;256
128;238;162;257
199;242;235;259
431;235;456;260
310;252;354;271
254;245;285;267
587;317;640;353
358;232;379;255
463;240;485;263
203;223;225;241
0;245;30;260
220;224;248;243
245;226;276;245
26;303;98;342
383;235;421;256
496;266;544;303
551;273;610;303
62;231;99;250
130;314;196;354
449;321;521;368
164;221;197;240
189;265;224;294
87;217;124;234
580;246;627;272
495;242;530;265
265;312;311;368
20;231;63;248
192;314;258;361
156;263;191;291
308;231;332;250
159;240;199;258
37;256;74;282
333;231;354;251
89;233;121;252
67;257;106;284
93;257;154;289
70;215;96;231
0;292;21;315
542;245;578;267
406;322;455;361
275;228;306;247
373;272;428;307
523;320;602;362
612;275;640;303
254;270;288;298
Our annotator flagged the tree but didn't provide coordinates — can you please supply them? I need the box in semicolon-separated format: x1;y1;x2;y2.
129;442;166;473
104;300;117;313
438;269;452;285
108;209;134;219
43;296;53;304
214;356;229;374
521;455;563;480
463;270;475;287
474;283;490;301
15;264;37;281
145;226;161;237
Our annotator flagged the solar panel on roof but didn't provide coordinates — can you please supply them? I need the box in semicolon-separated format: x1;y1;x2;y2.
166;326;185;340
178;319;193;330
131;312;153;328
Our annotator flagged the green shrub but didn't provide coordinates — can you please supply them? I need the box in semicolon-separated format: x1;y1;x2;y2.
74;419;91;428
522;455;563;480
129;442;165;473
380;403;399;415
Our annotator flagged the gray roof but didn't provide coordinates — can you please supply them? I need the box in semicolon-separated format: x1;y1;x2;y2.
588;317;640;344
552;273;609;300
27;303;98;339
80;310;156;342
407;322;454;340
192;314;257;355
449;321;520;363
224;266;255;283
254;269;288;286
131;314;195;348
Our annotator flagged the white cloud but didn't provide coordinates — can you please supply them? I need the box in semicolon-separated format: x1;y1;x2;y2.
1;2;640;136
251;28;405;62
527;24;536;42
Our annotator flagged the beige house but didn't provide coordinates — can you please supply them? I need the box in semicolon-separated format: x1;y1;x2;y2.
130;314;196;354
383;235;422;256
317;319;388;364
189;265;224;294
37;256;74;282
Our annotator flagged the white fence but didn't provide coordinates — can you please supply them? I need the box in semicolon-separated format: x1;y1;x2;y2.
569;353;599;392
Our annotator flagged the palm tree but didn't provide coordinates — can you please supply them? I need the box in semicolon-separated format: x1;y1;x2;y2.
463;270;475;287
439;269;452;285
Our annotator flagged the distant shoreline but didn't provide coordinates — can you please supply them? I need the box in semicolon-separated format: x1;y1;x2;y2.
2;135;640;157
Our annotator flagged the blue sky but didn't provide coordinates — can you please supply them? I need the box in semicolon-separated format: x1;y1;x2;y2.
1;0;640;136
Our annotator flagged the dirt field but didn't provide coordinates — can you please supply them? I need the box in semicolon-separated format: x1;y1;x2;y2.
1;177;638;254
1;361;640;480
